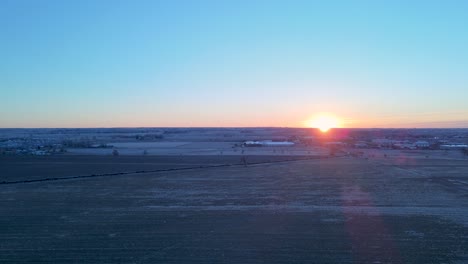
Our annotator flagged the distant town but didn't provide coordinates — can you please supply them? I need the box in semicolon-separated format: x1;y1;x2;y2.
1;128;467;157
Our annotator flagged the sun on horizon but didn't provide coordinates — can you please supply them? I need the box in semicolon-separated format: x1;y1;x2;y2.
307;114;341;132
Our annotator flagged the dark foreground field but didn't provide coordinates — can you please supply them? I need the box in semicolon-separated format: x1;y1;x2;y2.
1;155;468;263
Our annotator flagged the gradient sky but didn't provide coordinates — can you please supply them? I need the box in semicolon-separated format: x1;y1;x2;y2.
1;0;468;128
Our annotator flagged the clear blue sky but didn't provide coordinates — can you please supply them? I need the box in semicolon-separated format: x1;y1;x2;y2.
1;0;468;128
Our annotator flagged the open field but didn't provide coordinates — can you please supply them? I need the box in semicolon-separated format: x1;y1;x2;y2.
1;155;468;263
0;155;324;183
65;142;329;156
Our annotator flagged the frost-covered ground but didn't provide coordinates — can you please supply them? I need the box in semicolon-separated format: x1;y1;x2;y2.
1;155;467;263
66;141;329;156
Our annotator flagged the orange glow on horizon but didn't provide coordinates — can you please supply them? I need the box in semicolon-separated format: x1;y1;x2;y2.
307;114;342;132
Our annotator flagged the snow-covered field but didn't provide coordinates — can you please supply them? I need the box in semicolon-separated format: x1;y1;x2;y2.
67;141;328;156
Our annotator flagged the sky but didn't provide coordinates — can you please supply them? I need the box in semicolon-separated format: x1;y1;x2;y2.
1;0;468;128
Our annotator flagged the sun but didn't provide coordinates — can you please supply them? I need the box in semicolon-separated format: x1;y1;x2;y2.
307;115;341;132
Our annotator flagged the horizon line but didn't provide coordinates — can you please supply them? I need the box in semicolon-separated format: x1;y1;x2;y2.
1;126;468;130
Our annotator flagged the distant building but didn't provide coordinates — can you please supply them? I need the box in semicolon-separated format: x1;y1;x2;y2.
354;141;368;148
32;150;47;156
414;141;430;148
243;140;294;147
372;139;397;148
440;144;468;150
325;142;346;147
243;141;263;147
393;143;415;149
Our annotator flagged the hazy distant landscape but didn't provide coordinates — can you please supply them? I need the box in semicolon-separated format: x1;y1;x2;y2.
1;127;467;157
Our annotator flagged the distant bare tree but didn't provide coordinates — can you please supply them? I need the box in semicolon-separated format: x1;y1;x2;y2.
112;149;119;156
329;146;337;157
462;148;468;156
143;150;148;155
241;156;247;167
